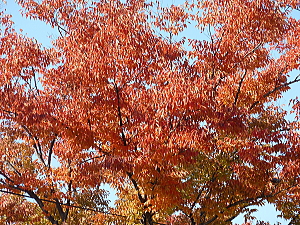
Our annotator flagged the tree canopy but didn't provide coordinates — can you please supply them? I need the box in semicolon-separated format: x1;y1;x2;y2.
0;0;300;224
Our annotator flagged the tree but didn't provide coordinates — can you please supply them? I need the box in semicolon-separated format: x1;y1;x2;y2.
0;0;300;224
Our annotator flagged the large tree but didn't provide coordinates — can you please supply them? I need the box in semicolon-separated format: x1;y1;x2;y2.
0;0;300;224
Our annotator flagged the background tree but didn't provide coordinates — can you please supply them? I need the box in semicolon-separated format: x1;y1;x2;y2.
0;0;300;224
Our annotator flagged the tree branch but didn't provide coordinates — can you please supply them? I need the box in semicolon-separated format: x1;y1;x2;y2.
54;198;67;222
31;67;40;96
126;172;147;203
0;189;125;218
21;125;46;167
48;135;57;168
250;74;300;110
26;190;59;225
114;84;127;146
233;70;247;106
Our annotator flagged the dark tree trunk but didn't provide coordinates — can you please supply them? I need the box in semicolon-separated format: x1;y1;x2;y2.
141;212;154;225
190;216;196;225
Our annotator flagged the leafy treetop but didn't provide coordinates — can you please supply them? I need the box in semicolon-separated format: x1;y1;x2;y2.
0;0;300;224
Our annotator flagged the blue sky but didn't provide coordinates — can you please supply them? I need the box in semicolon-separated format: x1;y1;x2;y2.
2;1;300;224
